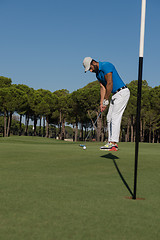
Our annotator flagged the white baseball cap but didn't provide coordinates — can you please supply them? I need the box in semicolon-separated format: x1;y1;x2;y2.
83;57;92;72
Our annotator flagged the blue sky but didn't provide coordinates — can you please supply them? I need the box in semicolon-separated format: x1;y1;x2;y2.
0;0;159;93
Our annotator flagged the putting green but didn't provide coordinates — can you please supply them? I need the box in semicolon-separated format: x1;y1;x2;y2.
0;136;160;240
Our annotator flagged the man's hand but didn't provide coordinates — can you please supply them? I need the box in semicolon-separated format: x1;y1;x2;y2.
103;99;109;106
99;72;112;112
100;104;106;112
100;99;109;112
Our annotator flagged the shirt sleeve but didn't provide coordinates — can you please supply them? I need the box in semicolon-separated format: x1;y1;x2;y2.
101;62;114;75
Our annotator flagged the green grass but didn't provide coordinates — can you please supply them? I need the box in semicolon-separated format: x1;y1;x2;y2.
0;136;160;240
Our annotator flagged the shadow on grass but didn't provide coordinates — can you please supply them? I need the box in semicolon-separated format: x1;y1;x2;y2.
101;153;133;197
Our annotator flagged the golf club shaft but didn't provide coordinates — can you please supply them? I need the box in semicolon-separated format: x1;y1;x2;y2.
85;112;101;142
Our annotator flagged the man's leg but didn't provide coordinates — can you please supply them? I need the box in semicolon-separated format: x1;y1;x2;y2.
106;101;114;142
100;88;130;151
110;88;130;143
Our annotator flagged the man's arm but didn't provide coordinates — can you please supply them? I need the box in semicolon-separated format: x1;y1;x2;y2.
100;72;113;112
100;83;106;105
99;83;107;112
104;72;113;100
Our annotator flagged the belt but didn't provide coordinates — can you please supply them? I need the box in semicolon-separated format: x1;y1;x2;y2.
113;86;127;95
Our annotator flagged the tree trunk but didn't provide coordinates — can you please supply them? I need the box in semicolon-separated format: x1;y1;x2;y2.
101;119;104;142
9;112;13;137
84;126;87;140
101;116;106;142
149;123;151;143
125;133;128;142
103;115;107;141
131;115;134;142
157;131;160;143
152;129;155;143
143;120;145;142
97;112;101;142
59;111;62;140
25;114;29;136
72;124;75;142
34;116;37;136
39;116;42;136
4;110;7;137
43;117;46;137
61;117;65;140
119;128;122;142
19;114;22;136
127;119;130;142
54;125;56;139
80;121;83;141
6;113;10;137
45;117;49;138
7;112;12;137
75;122;78;142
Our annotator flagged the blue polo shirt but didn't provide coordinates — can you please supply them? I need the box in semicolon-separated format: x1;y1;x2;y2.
96;61;125;93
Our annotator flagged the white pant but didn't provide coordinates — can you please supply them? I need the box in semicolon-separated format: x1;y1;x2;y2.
107;88;130;143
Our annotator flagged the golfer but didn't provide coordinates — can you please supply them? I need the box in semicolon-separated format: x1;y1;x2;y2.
83;57;130;151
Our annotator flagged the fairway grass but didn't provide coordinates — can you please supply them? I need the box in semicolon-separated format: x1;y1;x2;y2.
0;136;160;240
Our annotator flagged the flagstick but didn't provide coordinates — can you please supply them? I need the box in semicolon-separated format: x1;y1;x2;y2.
133;0;146;200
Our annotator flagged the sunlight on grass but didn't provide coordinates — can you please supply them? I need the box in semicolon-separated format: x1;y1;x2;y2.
0;137;160;240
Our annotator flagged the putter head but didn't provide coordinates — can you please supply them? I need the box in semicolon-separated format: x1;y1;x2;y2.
79;144;85;147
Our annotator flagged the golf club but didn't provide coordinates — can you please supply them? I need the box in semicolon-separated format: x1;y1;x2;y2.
85;111;102;142
79;112;102;148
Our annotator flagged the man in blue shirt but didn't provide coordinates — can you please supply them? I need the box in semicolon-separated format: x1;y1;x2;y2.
83;57;130;151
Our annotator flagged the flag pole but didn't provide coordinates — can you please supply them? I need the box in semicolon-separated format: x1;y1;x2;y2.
133;0;146;200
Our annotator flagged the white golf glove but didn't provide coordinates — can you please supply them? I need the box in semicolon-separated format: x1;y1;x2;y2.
103;99;109;106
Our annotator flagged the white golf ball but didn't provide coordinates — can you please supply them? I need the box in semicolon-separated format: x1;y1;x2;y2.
83;146;86;150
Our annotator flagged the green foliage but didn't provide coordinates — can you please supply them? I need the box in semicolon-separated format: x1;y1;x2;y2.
52;89;69;123
0;75;160;142
0;76;12;88
0;85;28;114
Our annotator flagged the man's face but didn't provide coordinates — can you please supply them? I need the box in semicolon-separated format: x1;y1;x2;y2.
89;63;99;73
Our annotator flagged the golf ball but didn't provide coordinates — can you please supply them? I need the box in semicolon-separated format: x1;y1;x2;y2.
83;146;86;150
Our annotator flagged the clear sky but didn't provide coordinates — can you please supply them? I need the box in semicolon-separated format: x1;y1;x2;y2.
0;0;159;93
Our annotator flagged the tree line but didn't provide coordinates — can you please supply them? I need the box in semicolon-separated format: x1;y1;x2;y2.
0;76;160;143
